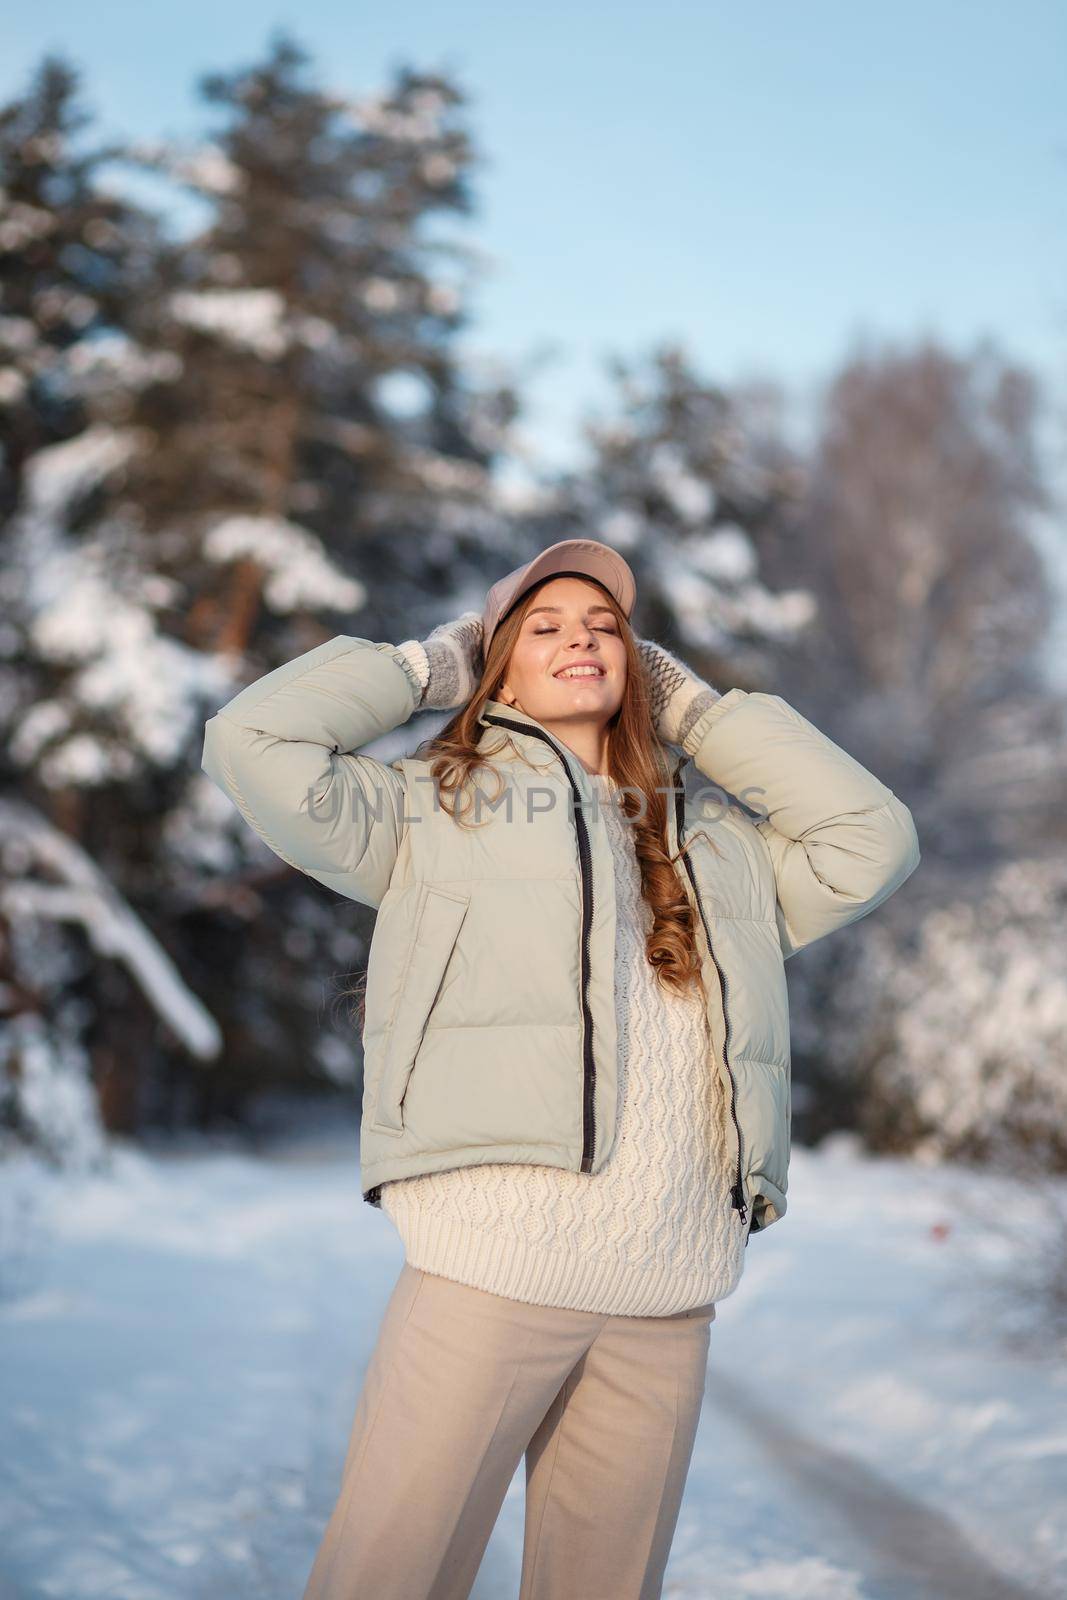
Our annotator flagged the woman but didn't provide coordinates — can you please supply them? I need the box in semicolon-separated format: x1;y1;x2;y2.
201;538;920;1600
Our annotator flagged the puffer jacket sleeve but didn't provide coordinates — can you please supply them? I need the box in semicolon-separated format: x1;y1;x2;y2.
683;687;921;960
201;635;421;910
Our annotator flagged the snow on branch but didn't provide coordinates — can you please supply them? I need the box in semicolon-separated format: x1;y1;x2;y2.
0;800;221;1061
168;288;289;359
21;424;139;520
203;514;365;614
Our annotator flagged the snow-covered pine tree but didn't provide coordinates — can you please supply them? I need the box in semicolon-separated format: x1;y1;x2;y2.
520;341;817;691
0;56;162;510
0;57;219;1156
1;38;525;1160
122;30;520;657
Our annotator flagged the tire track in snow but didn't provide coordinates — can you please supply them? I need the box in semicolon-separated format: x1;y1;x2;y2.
703;1366;1043;1600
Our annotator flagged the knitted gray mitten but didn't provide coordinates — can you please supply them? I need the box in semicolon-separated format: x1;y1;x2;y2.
395;612;484;711
636;638;722;755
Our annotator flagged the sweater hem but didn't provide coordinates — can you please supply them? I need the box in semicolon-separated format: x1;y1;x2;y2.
382;1197;746;1318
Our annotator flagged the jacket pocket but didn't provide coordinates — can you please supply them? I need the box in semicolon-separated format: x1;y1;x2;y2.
370;883;470;1134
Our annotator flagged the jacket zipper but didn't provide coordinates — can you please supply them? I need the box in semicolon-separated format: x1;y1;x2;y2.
673;781;748;1225
482;714;598;1171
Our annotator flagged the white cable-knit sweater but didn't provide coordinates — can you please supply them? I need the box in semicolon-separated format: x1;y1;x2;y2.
380;768;750;1317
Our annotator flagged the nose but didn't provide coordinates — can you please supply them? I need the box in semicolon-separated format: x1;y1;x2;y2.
563;621;598;648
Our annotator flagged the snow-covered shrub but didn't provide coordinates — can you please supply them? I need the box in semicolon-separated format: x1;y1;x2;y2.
798;854;1067;1172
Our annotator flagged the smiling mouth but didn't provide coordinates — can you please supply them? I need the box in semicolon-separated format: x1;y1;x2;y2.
553;665;607;680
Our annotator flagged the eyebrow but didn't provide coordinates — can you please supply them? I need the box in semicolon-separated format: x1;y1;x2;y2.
526;605;617;619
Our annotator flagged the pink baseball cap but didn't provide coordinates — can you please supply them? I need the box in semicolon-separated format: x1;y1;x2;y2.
482;539;637;652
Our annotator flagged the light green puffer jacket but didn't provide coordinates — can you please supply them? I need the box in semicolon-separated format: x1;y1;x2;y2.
201;633;920;1237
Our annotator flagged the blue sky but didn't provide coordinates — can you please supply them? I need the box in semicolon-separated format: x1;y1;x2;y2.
5;1;1064;466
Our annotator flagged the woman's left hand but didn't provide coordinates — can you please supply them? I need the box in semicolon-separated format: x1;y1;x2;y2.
636;637;723;750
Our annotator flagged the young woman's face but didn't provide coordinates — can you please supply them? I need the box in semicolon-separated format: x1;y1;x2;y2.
497;575;627;729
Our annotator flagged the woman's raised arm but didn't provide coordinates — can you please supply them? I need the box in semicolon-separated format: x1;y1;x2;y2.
636;637;921;960
684;686;920;960
201;635;422;909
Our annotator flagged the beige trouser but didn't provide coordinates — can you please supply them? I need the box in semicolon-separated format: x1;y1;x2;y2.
301;1261;716;1600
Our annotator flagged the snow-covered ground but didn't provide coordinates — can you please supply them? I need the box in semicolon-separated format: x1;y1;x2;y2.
1;1117;1064;1600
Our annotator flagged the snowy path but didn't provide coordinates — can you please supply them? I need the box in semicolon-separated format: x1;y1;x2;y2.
1;1120;1064;1599
687;1366;1043;1600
